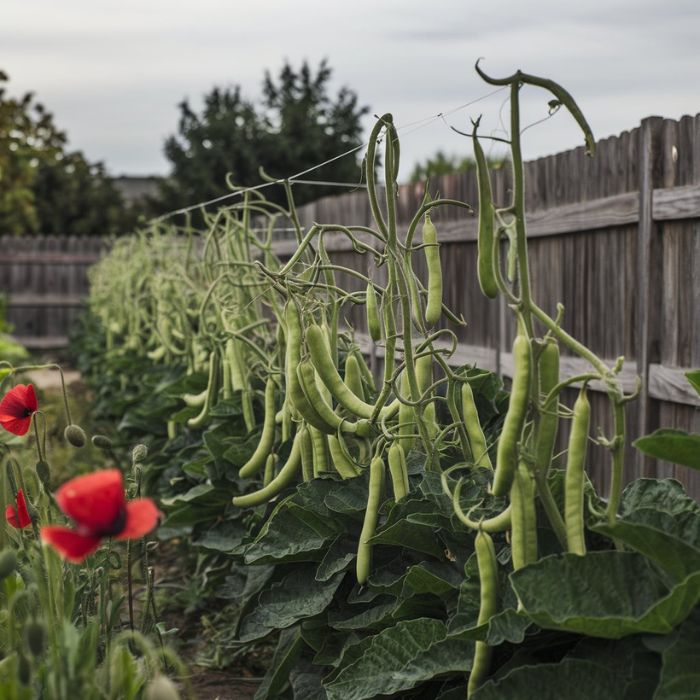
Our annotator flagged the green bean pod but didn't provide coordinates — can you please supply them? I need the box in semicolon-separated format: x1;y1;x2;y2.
473;128;499;299
309;426;330;476
461;382;493;469
509;461;537;570
417;355;438;440
365;282;382;342
239;378;276;478
222;349;233;400
187;351;221;429
565;388;590;556
297;360;371;437
233;431;302;508
263;453;276;487
226;337;244;393
328;435;360;479
307;325;396;421
387;442;410;502
356;456;385;585
422;214;443;326
491;333;531;497
182;388;207;408
285;305;331;429
468;530;498;698
343;354;366;402
535;340;560;478
300;425;314;482
351;349;377;394
397;371;415;454
146;345;166;361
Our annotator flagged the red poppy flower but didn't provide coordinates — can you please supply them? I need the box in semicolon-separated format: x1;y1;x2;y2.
6;489;31;529
40;469;159;563
0;384;38;436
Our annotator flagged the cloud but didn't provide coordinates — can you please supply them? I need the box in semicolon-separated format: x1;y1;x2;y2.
3;0;699;179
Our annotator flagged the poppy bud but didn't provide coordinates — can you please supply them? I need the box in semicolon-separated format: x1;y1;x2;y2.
132;444;148;463
0;549;17;579
17;653;31;685
24;620;46;657
91;435;113;450
64;424;87;448
145;675;181;700
36;461;51;490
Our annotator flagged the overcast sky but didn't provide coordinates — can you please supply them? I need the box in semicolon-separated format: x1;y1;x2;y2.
4;0;700;187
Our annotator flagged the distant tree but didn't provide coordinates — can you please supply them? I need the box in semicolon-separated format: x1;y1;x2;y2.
156;60;369;214
409;150;506;183
0;70;135;236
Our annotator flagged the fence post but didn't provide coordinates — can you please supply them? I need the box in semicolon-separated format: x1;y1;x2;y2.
636;116;664;476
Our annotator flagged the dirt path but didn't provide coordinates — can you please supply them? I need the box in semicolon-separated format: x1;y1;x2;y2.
23;368;82;391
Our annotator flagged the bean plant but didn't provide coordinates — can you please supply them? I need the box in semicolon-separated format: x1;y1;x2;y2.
75;64;700;699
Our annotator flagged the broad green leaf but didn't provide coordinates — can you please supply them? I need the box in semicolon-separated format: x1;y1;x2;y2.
316;535;356;582
324;618;472;700
454;609;531;646
209;397;244;418
471;658;626;700
370;516;445;558
323;476;370;516
633;430;700;470
244;495;343;565
238;567;343;642
592;519;700;581
254;626;304;700
623;508;700;552
193;521;248;553
566;636;661;699
400;561;463;597
511;552;700;638
653;608;700;699
290;668;326;700
330;600;396;631
620;479;700;519
685;370;700;396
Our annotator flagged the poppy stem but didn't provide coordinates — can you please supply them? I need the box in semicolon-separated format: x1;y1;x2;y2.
32;413;45;464
127;539;135;633
53;365;74;427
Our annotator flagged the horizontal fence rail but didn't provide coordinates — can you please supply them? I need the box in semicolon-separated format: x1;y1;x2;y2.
1;112;699;497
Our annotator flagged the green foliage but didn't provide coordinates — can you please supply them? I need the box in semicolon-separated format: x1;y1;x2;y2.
0;70;136;236
633;374;700;471
408;150;505;184
156;60;369;213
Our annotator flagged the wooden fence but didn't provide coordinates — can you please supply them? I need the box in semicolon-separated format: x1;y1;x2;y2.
1;113;699;497
0;236;106;349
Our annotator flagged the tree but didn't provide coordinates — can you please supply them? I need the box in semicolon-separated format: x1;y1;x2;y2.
156;60;369;215
0;70;135;236
408;150;506;184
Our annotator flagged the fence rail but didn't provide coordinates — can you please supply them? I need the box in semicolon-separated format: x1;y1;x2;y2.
1;112;699;497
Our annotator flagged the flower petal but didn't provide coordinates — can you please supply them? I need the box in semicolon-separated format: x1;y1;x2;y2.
0;384;37;418
41;526;101;563
15;490;31;528
0;415;32;436
0;385;37;436
115;499;160;540
55;469;126;534
6;504;19;529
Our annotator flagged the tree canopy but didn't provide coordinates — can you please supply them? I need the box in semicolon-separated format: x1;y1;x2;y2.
156;60;369;214
408;149;506;184
0;71;135;236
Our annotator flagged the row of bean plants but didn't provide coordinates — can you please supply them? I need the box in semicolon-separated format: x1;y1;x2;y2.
72;66;700;699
